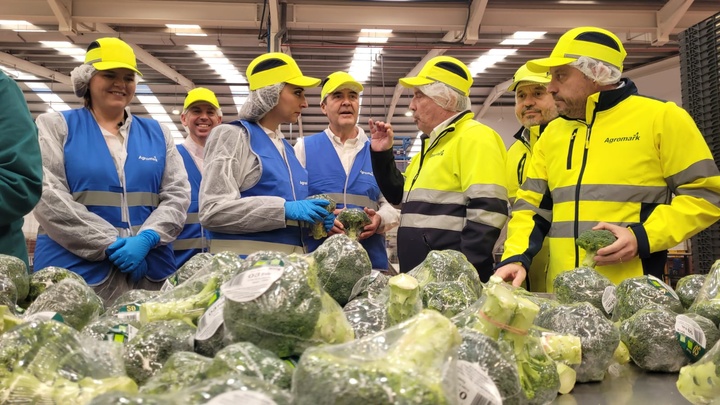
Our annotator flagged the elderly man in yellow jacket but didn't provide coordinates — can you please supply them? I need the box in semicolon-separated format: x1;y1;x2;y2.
496;26;720;290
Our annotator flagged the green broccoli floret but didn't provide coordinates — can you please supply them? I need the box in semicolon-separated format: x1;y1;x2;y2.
25;266;86;305
123;319;196;385
422;281;477;317
676;274;707;309
409;250;483;297
293;310;461;405
553;267;615;317
140;351;212;395
204;341;294;389
0;254;29;303
308;194;336;240
619;306;689;371
309;234;372;306
689;260;720;326
24;279;104;330
337;208;371;240
0;275;17;312
575;229;617;268
386;273;422;326
677;340;720;405
612;275;684;322
139;274;221;325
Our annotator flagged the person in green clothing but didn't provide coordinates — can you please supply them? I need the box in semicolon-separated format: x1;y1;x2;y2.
0;70;43;268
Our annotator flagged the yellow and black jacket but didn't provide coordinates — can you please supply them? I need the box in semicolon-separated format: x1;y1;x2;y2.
499;79;720;289
372;111;509;281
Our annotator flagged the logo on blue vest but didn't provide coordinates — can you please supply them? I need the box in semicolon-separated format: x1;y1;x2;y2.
138;155;159;162
360;170;374;176
300;181;308;186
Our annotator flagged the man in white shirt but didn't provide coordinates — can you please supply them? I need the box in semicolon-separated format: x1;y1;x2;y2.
294;72;399;270
174;88;222;267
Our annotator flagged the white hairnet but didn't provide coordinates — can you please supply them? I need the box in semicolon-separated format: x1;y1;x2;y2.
417;81;470;112
569;56;622;86
238;82;285;122
70;64;96;98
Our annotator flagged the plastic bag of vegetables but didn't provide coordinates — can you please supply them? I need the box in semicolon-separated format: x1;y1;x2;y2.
689;260;720;326
677;339;720;404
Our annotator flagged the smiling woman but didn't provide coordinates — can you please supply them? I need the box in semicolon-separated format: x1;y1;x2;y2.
32;37;191;304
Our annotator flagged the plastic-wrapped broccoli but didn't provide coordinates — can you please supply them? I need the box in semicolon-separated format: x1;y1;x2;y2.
26;266;86;304
386;273;422;326
293;310;461;405
343;297;386;338
458;328;524;405
0;304;23;335
348;270;390;301
409;250;483;296
677;339;720;404
309;233;372;306
532;327;583;366
89;392;174;405
123;319;196;385
204;341;294;389
172;374;292;404
140;351;212;394
690;260;720;326
0;275;17;311
163;252;213;290
553;267;615;317
676;274;707;309
139;272;222;325
575;229;617;268
308;194;336;240
423;280;478;318
104;289;161;318
535;302;620;382
612;275;684;322
81;315;140;343
0;320;136;403
24;278;104;330
337;208;372;240
0;254;29;303
222;251;353;357
621;307;719;372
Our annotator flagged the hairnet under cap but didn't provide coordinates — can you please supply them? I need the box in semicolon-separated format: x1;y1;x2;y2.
238;82;284;122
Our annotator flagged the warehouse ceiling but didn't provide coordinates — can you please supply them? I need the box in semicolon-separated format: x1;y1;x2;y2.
0;0;718;154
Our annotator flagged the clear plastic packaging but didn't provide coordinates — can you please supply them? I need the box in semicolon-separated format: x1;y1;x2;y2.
677;339;720;404
676;274;707;309
204;341;294;389
423;280;478;318
140;351;212;395
172;373;292;404
553;267;615;317
535;302;620;382
0;274;17;310
0;254;29;302
26;266;86;304
293;310;461;405
409;250;483;298
81;315;140;343
612;275;684;322
24;278;104;330
222;251;353;357
309;234;372;306
690;260;720;326
165;252;213;288
342;296;386;338
348;270;389;301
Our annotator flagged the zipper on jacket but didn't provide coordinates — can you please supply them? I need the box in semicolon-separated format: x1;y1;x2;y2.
566;128;578;170
572;117;596;267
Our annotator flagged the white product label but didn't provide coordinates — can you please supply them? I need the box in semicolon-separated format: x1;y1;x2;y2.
116;304;141;322
675;314;707;349
456;360;503;405
203;390;277;405
25;311;64;323
195;296;226;340
221;266;284;302
647;275;680;301
602;286;617;314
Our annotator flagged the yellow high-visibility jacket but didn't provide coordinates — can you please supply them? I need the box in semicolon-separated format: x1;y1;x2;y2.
399;111;509;281
500;79;720;290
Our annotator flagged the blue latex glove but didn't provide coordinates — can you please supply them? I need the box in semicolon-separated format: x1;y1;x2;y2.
130;259;148;283
323;213;336;232
284;199;331;223
107;230;160;273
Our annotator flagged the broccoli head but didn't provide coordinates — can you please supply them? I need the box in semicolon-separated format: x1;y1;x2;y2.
0;275;17;312
309;233;372;306
140;351;212;395
409;250;483;296
575;229;617;268
26;266;86;305
204;341;294;389
308;194;336;239
173;373;293;405
0;254;29;303
553;267;615;317
612;275;684;322
422;280;477;318
675;274;707;309
24;278;104;330
619;306;689;372
337;208;372;240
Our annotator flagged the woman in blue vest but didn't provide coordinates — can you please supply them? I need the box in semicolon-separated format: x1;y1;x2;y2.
294;72;400;270
199;52;334;256
34;37;190;303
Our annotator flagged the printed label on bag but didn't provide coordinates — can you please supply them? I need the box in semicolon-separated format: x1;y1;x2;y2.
116;304;141;322
204;390;277;405
25;311;64;323
106;323;138;343
675;314;708;361
195;296;226;341
456;360;503;405
220;266;284;302
602;286;617;314
647;275;680;301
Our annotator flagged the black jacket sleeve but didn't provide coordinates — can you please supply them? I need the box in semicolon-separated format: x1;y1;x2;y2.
370;148;405;205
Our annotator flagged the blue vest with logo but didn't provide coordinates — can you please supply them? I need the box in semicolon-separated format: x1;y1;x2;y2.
206;120;308;255
304;132;388;269
174;144;208;267
34;108;176;285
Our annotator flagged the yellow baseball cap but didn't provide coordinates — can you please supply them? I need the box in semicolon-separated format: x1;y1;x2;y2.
508;63;551;91
184;87;220;110
320;71;364;103
84;37;142;75
246;52;320;91
527;27;627;72
399;55;473;96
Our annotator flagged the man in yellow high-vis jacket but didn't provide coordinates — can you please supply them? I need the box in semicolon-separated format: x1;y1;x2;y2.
495;26;720;290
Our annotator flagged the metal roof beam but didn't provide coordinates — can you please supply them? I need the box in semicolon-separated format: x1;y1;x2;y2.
463;0;489;45
653;0;694;46
46;0;74;33
0;52;71;85
474;79;512;119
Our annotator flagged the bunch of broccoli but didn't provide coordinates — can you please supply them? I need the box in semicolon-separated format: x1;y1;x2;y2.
553;267;615;317
138;273;222;326
308;194;336;239
343;296;387;338
140;351;212;395
689;259;720;326
409;250;483;298
676;274;708;309
25;266;86;305
337;208;372;240
612;275;684;322
293;310;461;405
309;234;372;306
0;254;29;305
24;278;104;330
575;229;617;268
204;341;295;389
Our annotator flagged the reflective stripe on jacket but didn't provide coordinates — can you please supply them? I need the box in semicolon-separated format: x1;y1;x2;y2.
500;78;720;289
399;111;509;281
304;131;388;269
207;120;308;257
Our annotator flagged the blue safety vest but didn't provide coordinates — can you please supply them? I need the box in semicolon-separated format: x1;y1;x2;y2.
304;132;388;269
174;144;208;267
34;108;176;285
206;120;308;256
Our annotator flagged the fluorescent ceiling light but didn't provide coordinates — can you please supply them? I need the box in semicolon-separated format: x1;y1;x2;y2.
189;45;247;84
469;48;517;76
501;31;545;46
361;29;392;34
166;24;201;29
176;33;207;37
5;69;72;112
0;20;45;32
40;41;86;62
359;37;388;44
